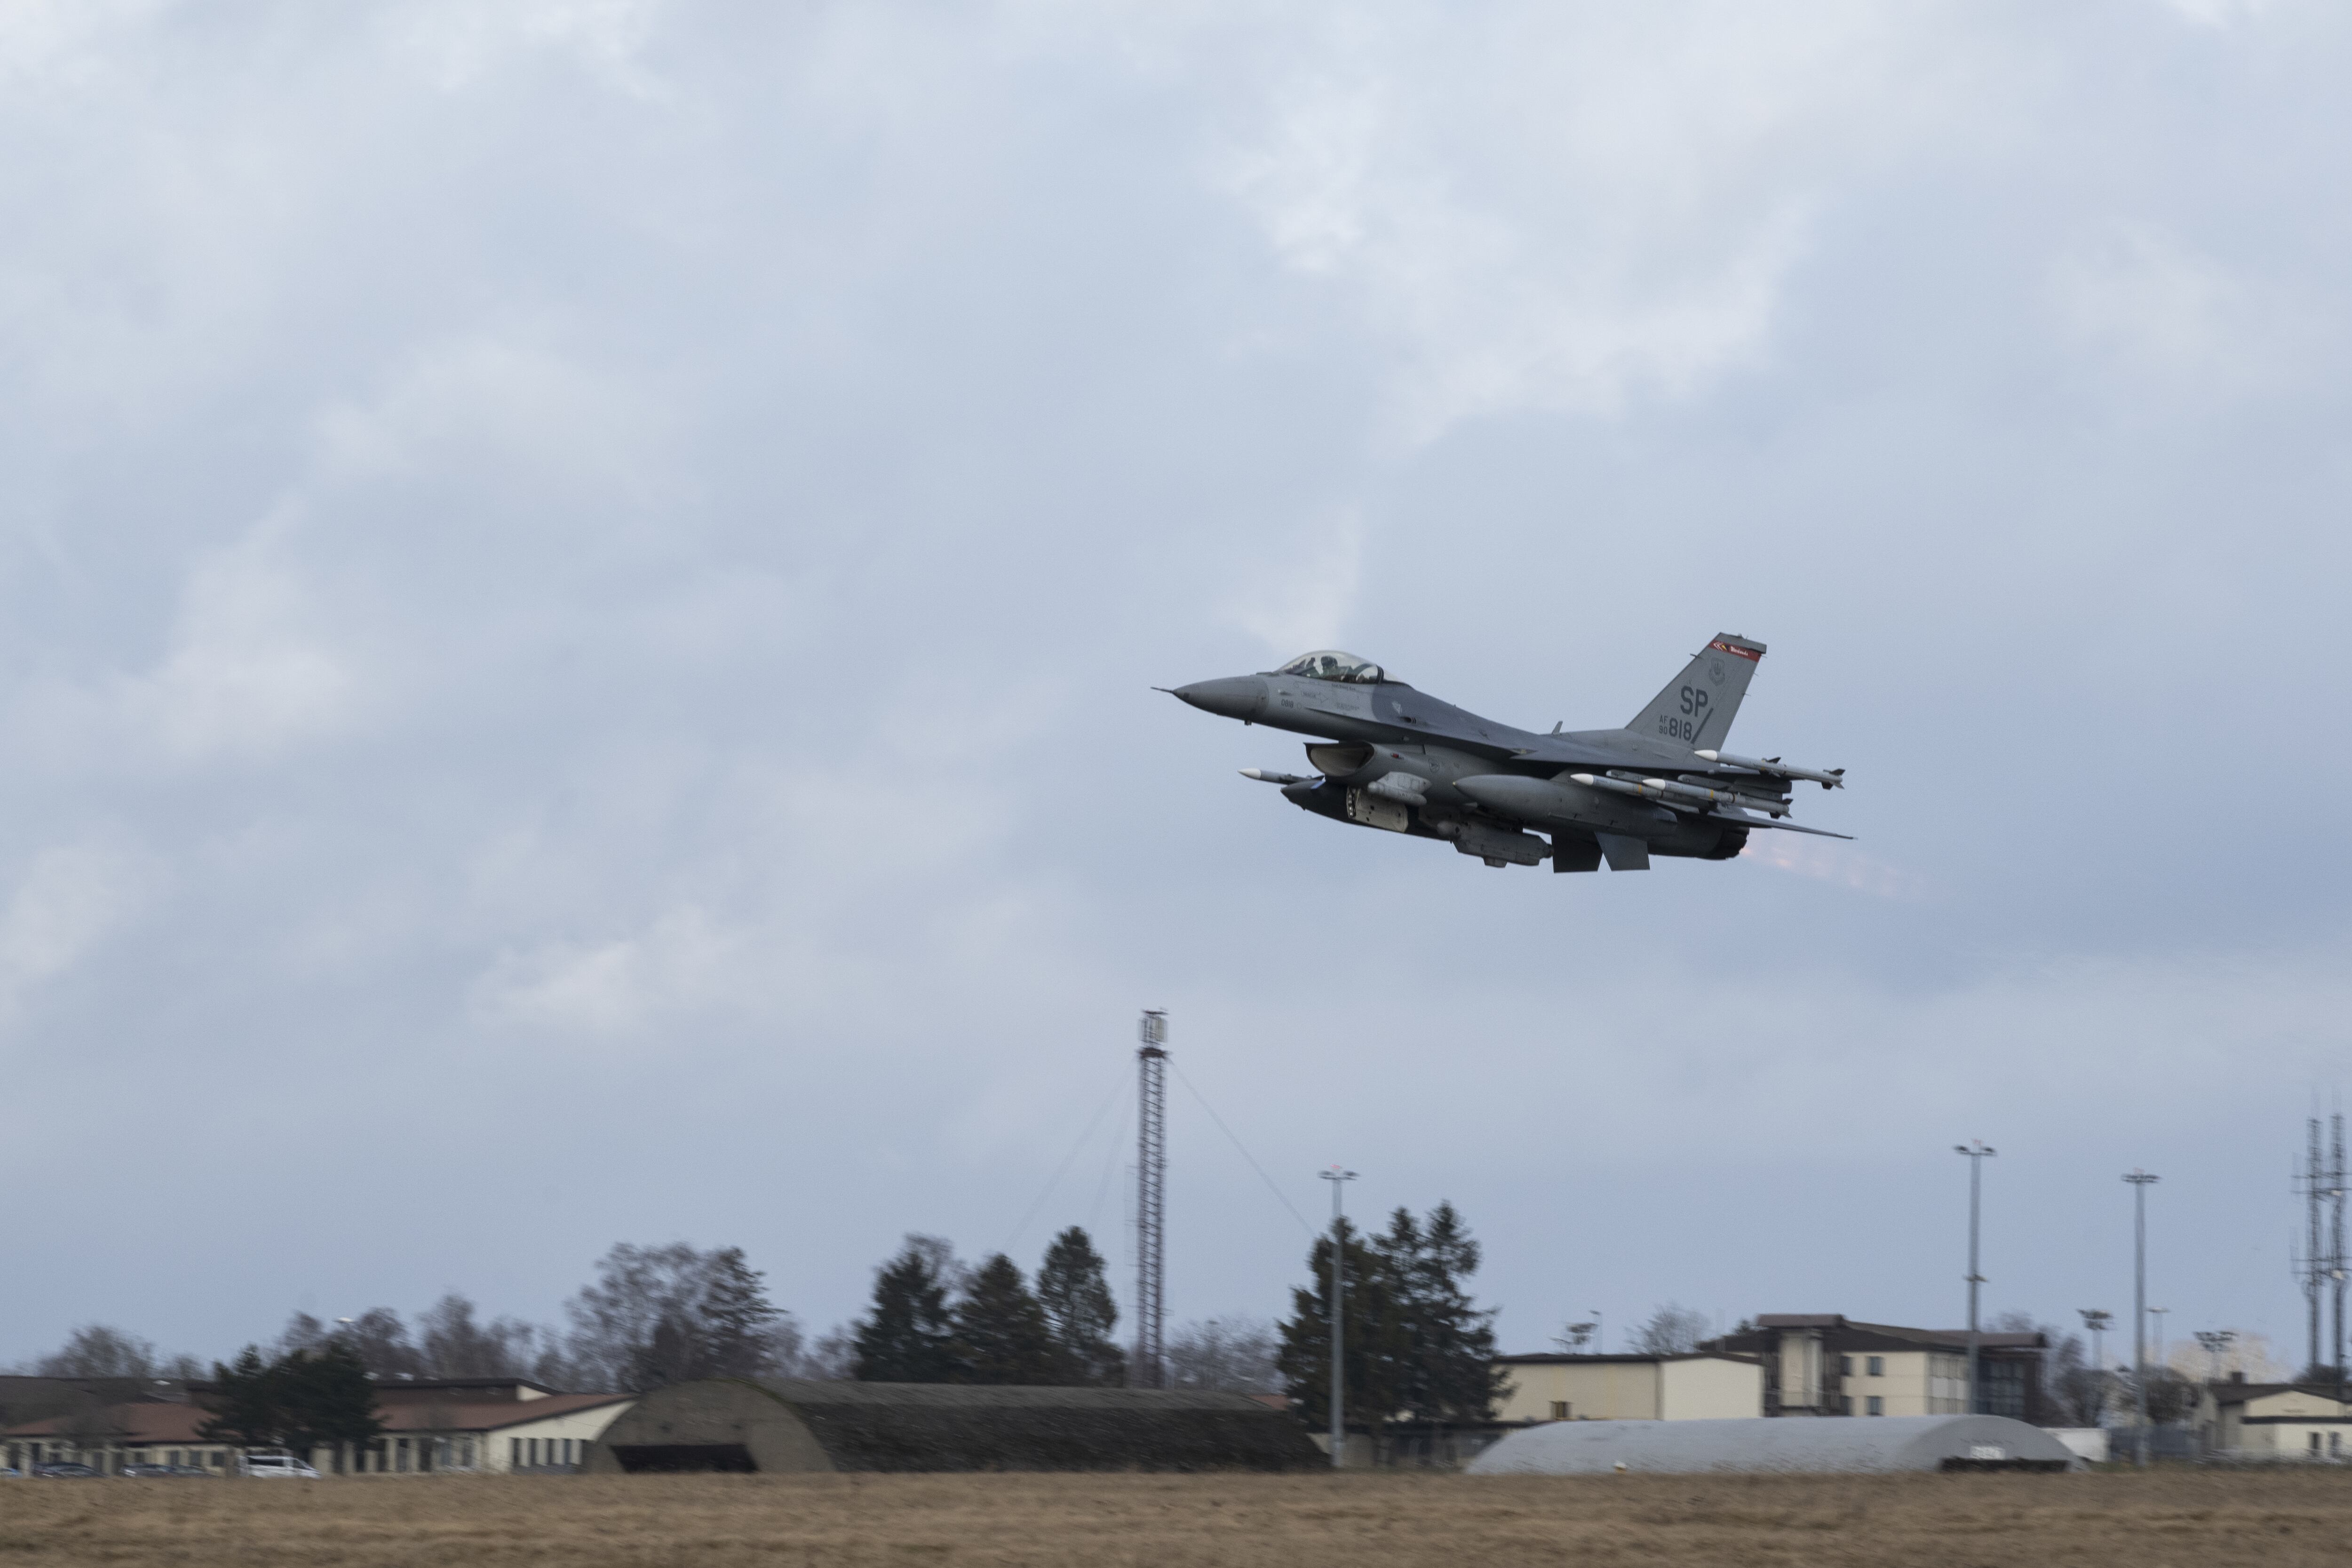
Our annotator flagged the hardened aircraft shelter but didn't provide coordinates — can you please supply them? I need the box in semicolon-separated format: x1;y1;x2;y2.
1468;1415;2079;1475
585;1379;1323;1473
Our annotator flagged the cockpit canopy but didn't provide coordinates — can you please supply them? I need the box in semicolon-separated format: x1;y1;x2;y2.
1275;649;1385;684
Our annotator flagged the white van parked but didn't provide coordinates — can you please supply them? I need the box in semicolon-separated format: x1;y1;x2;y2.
238;1451;321;1480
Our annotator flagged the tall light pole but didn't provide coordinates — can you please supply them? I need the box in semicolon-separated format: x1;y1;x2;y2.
1955;1142;1996;1414
2195;1329;2237;1385
2124;1170;2159;1467
1320;1166;1357;1470
2079;1309;2112;1425
2150;1307;2169;1379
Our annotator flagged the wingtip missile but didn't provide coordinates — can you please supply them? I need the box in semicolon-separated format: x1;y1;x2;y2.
1240;768;1311;785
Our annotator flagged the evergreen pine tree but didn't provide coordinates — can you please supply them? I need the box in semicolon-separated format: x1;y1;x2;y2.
196;1345;284;1451
854;1238;958;1381
1375;1201;1503;1424
1276;1218;1405;1431
1035;1227;1124;1386
698;1247;782;1379
277;1341;384;1460
950;1254;1058;1385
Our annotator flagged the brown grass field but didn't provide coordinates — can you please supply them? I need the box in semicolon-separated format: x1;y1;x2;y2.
2;1468;2350;1567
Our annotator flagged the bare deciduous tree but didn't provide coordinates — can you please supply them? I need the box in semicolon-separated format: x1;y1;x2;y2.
1628;1304;1711;1356
418;1293;539;1379
1166;1317;1280;1394
1628;1307;1722;1354
787;1325;856;1381
2034;1331;2093;1425
37;1324;159;1379
275;1313;330;1357
558;1242;798;1391
332;1308;425;1380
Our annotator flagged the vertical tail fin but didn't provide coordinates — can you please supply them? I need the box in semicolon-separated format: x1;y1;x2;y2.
1626;634;1764;749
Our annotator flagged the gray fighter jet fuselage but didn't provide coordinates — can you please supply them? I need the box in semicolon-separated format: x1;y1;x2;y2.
1168;635;1846;872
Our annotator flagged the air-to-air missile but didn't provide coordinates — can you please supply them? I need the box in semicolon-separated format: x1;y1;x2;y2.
1565;773;1789;818
1692;749;1846;788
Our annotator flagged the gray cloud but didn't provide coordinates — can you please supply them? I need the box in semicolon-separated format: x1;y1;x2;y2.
0;0;2344;1366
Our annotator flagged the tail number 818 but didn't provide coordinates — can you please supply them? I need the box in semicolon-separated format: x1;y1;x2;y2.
1656;685;1708;742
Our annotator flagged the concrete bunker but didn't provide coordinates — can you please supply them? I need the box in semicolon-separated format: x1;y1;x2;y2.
585;1380;1324;1474
1468;1415;2081;1476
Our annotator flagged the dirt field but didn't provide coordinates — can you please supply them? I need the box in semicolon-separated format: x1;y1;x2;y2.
0;1468;2348;1567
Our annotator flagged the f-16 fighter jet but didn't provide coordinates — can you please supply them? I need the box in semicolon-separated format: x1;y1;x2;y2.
1168;635;1846;872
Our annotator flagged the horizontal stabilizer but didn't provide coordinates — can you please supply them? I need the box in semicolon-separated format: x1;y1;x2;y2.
1594;833;1651;871
1553;834;1602;873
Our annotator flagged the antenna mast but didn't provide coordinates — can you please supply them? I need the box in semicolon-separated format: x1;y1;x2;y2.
2333;1111;2347;1385
2298;1116;2326;1377
1132;1010;1168;1390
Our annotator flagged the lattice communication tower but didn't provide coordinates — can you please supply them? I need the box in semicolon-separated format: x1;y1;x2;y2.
1133;1010;1168;1390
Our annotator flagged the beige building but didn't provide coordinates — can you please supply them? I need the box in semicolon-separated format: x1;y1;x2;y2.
4;1378;633;1476
1706;1316;2045;1418
2198;1377;2352;1459
1492;1353;1764;1424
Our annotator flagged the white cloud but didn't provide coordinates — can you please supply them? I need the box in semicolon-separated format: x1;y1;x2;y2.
2159;0;2284;29
123;519;357;763
2050;222;2307;391
0;0;164;87
314;335;663;500
476;904;749;1035
382;0;670;95
1218;507;1363;659
0;844;155;1015
1210;2;1981;437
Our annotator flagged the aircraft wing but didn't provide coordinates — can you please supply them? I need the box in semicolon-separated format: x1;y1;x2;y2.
1704;812;1853;841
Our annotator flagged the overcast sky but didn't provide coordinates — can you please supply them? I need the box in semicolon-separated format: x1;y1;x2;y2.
2;0;2347;1376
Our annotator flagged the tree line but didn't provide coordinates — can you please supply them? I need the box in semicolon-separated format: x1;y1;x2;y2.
40;1203;2209;1436
16;1243;820;1396
14;1229;1287;1401
852;1227;1132;1385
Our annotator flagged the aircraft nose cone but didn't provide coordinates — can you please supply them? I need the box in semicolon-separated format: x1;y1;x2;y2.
1171;677;1265;721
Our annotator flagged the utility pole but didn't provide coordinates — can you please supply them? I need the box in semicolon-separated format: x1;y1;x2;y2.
1320;1166;1357;1469
1955;1142;1996;1414
2124;1170;2159;1467
2079;1309;2112;1425
1131;1011;1168;1391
